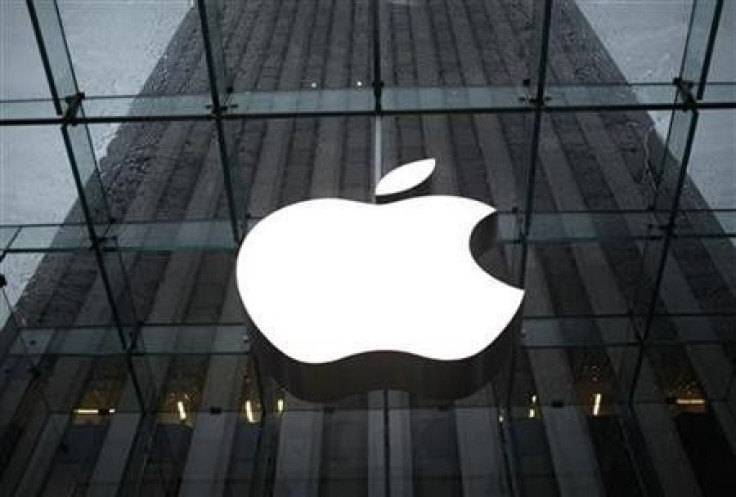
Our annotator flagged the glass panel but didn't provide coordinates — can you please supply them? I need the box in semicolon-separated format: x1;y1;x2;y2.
0;99;58;123
0;284;19;358
225;116;373;219
679;0;721;91
228;89;373;116
57;0;193;97
198;0;230;107
546;84;679;110
1;125;78;306
218;112;245;240
10;224;90;252
0;227;19;257
524;316;635;348
1;126;76;225
677;210;736;237
628;91;698;335
28;0;79;110
230;0;372;94
82;94;212;120
62;120;111;227
113;220;237;251
7;212;716;254
1;2;51;100
87;120;227;224
121;251;241;327
383;86;523;112
651;237;736;317
687;110;736;239
3;0;736;492
382;113;527;208
553;0;692;85
708;0;736;84
702;82;736;104
524;240;641;317
381;0;532;90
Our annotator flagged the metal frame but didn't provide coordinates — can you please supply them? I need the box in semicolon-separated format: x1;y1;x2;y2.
626;0;727;401
1;0;734;494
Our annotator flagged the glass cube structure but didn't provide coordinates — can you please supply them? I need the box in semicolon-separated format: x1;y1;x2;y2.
1;0;735;495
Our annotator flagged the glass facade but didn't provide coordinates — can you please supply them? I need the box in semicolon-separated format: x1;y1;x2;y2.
1;0;735;494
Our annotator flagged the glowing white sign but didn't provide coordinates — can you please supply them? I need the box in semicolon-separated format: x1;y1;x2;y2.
236;159;524;366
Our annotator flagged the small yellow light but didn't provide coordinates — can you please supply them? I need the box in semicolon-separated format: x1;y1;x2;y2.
528;408;535;418
592;393;602;416
177;401;187;421
74;408;115;415
75;408;98;415
276;398;284;413
676;398;706;406
245;400;257;423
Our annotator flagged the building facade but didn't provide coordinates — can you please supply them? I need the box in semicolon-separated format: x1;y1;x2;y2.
1;0;735;495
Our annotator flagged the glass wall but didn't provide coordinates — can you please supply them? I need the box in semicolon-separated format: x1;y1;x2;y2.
2;0;735;495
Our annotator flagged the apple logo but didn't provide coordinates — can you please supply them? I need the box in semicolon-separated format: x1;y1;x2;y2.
236;158;524;401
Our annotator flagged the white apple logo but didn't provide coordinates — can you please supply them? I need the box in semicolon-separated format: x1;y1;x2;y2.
236;159;524;399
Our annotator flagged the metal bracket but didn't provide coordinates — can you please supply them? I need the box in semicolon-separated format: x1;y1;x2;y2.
673;77;697;111
62;92;85;125
519;79;550;106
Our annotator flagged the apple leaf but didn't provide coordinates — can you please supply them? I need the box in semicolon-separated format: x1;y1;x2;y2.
375;158;435;204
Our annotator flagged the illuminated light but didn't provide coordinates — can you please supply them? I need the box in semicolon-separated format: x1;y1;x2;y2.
356;80;363;87
177;401;187;421
528;408;535;419
676;398;706;406
237;158;524;364
276;398;284;413
592;393;602;416
310;82;317;89
531;394;537;403
74;408;115;415
498;415;504;423
75;409;98;415
245;400;258;424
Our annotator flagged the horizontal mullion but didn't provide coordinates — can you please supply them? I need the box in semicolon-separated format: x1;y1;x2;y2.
2;211;735;254
9;313;735;357
3;83;736;125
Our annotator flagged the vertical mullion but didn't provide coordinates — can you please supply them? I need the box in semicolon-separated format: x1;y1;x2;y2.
197;0;243;243
501;2;554;496
518;0;553;288
0;274;20;358
372;0;384;194
26;0;146;415
695;0;724;100
25;0;62;115
640;0;724;337
627;0;723;401
60;125;129;350
26;0;81;115
504;0;553;407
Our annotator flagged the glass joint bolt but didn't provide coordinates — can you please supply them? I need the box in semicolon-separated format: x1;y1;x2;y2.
205;102;237;115
673;77;698;111
62;92;85;125
96;235;119;252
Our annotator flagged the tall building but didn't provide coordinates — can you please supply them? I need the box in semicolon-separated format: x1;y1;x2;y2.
1;0;735;495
